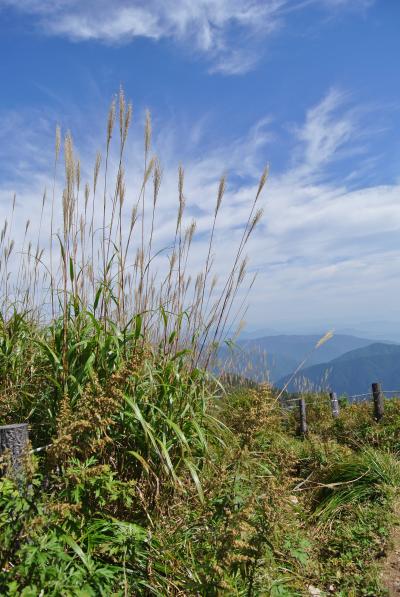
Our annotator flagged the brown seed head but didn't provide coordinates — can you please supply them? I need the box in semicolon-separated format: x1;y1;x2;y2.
119;85;126;138
55;125;61;160
246;208;263;240
143;157;155;186
256;164;269;200
64;132;75;191
216;174;226;214
153;158;162;206
94;152;101;195
84;182;90;211
107;97;116;145
130;206;138;231
124;102;133;143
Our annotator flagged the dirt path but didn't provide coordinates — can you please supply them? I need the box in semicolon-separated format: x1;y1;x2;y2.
381;501;400;595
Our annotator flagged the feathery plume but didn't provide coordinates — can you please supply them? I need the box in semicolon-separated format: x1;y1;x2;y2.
107;97;116;145
55;125;61;160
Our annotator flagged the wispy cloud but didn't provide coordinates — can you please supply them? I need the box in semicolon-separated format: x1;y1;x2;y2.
0;0;374;74
295;89;356;170
0;87;398;329
319;0;373;9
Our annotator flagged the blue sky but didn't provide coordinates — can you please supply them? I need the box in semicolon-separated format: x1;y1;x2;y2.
0;0;400;335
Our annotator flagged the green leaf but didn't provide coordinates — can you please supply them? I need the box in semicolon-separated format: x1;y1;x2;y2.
35;339;61;369
135;314;142;340
156;437;178;482
160;307;168;329
172;349;191;361
128;451;151;474
69;257;74;284
184;458;204;503
93;286;102;311
63;534;90;570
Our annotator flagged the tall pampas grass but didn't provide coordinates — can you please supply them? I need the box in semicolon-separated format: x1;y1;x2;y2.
0;89;267;369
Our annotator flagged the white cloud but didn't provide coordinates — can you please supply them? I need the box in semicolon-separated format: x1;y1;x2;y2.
295;89;355;170
0;0;283;42
1;88;398;330
0;0;373;74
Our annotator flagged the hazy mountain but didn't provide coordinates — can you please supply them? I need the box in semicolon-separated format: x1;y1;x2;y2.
217;334;383;383
216;347;298;384
336;323;400;343
277;343;400;396
238;327;281;339
332;343;400;363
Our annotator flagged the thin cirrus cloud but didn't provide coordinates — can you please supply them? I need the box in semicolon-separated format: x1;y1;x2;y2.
0;0;374;74
0;88;399;327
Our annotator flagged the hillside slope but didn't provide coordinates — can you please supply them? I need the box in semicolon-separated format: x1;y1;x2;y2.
218;334;384;383
277;343;400;395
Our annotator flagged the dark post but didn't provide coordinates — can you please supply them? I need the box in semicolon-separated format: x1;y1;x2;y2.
0;423;29;477
298;397;308;436
372;382;384;421
329;392;340;418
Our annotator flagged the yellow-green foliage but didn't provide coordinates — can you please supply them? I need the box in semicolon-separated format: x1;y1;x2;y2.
1;382;399;595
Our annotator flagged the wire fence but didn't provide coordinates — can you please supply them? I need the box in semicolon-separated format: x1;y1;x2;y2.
2;382;400;467
278;381;395;432
281;388;400;409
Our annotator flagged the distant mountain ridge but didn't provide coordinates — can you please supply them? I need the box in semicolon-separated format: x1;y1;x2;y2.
277;343;400;396
332;343;399;363
218;334;386;383
237;334;379;364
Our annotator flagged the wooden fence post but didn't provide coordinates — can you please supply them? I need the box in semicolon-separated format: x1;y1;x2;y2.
298;397;308;436
329;392;340;418
372;382;384;421
0;423;29;478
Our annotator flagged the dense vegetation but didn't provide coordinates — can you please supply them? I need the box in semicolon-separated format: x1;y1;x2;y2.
1;91;399;595
2;357;400;595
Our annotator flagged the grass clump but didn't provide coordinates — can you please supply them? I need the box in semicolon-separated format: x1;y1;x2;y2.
314;447;400;522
